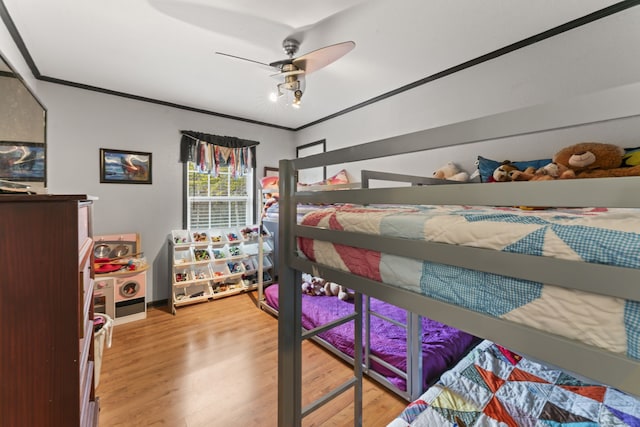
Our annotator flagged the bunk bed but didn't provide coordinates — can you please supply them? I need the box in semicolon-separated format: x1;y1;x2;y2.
259;173;479;401
276;84;640;426
262;283;478;399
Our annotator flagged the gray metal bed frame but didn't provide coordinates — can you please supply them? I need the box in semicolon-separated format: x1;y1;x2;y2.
258;171;455;402
277;93;640;426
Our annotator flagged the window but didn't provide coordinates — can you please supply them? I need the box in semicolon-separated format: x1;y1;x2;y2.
185;162;254;229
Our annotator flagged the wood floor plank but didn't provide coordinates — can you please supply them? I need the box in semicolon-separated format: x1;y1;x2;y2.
97;292;407;426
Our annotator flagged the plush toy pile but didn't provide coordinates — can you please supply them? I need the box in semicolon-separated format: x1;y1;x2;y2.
493;142;640;182
301;273;353;301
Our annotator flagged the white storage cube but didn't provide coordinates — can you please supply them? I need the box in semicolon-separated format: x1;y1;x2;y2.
193;247;213;262
262;256;273;269
172;229;190;246
174;267;192;284
227;260;245;275
174;283;211;303
224;228;243;243
208;229;226;245
192;265;212;281
242;257;256;273
240;225;260;241
211;247;228;261
227;244;244;259
210;263;231;280
190;229;210;245
243;243;259;256
173;247;193;265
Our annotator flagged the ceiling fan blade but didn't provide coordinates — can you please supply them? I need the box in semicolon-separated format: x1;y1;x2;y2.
215;52;277;71
292;41;355;75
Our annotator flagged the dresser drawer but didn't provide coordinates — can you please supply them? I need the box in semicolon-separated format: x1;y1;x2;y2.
78;257;93;338
78;205;90;247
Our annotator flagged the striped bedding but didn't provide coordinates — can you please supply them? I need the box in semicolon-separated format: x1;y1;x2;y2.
297;204;640;361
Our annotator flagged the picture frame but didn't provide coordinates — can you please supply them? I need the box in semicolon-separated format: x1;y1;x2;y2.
264;166;279;177
0;141;45;182
100;148;152;184
296;139;326;184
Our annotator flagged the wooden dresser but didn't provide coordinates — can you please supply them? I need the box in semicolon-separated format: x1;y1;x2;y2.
0;194;99;426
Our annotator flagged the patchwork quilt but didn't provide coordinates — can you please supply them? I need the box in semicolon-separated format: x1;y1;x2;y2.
297;205;640;360
388;340;640;426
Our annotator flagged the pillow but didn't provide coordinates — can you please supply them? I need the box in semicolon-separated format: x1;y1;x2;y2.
298;169;351;187
476;155;551;183
325;169;350;185
260;175;279;190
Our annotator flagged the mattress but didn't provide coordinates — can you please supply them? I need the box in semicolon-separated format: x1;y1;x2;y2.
297;204;640;360
264;284;478;392
387;339;640;426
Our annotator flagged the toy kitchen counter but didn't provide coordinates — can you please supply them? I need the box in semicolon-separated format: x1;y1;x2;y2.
93;233;148;325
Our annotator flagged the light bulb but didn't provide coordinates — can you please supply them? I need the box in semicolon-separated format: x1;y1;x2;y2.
292;89;302;108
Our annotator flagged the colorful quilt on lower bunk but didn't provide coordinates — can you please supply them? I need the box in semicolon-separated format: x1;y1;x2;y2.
263;284;478;392
388;340;640;427
298;204;640;360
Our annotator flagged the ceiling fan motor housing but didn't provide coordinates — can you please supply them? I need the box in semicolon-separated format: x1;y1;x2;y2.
282;38;300;57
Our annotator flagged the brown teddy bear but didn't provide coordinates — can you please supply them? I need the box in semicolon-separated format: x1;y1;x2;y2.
493;161;545;182
506;162;573;181
492;161;530;182
552;142;640;179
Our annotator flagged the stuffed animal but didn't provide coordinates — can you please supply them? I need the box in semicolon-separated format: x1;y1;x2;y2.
508;162;571;181
531;162;572;180
622;148;640;167
433;162;470;182
323;281;353;301
492;161;527;182
552;142;640;179
300;274;353;300
301;273;325;296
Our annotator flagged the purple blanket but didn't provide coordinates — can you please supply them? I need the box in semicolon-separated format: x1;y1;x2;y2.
264;284;478;392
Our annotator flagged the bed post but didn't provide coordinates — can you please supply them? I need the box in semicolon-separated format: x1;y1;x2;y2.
278;159;303;426
407;312;422;400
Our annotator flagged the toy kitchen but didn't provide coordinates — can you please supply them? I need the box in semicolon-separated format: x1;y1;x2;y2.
93;233;148;325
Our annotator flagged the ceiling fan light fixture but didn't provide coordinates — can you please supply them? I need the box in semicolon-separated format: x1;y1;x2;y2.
217;38;354;111
293;89;303;107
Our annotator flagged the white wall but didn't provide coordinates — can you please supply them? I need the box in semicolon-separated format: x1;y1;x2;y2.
40;83;295;302
2;23;295;303
4;6;640;302
295;7;640;180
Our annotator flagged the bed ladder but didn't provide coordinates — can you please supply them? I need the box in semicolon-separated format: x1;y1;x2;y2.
278;267;364;426
278;159;364;426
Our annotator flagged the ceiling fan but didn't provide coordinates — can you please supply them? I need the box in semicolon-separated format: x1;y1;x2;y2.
216;38;355;107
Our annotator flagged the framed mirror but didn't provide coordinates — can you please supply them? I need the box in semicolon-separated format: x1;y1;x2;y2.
0;51;47;192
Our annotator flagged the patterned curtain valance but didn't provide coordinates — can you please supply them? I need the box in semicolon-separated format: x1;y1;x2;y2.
179;130;259;176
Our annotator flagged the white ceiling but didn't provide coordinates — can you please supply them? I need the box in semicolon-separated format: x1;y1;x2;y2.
2;0;622;129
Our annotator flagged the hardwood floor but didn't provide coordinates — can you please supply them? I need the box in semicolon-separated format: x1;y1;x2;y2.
96;292;407;426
